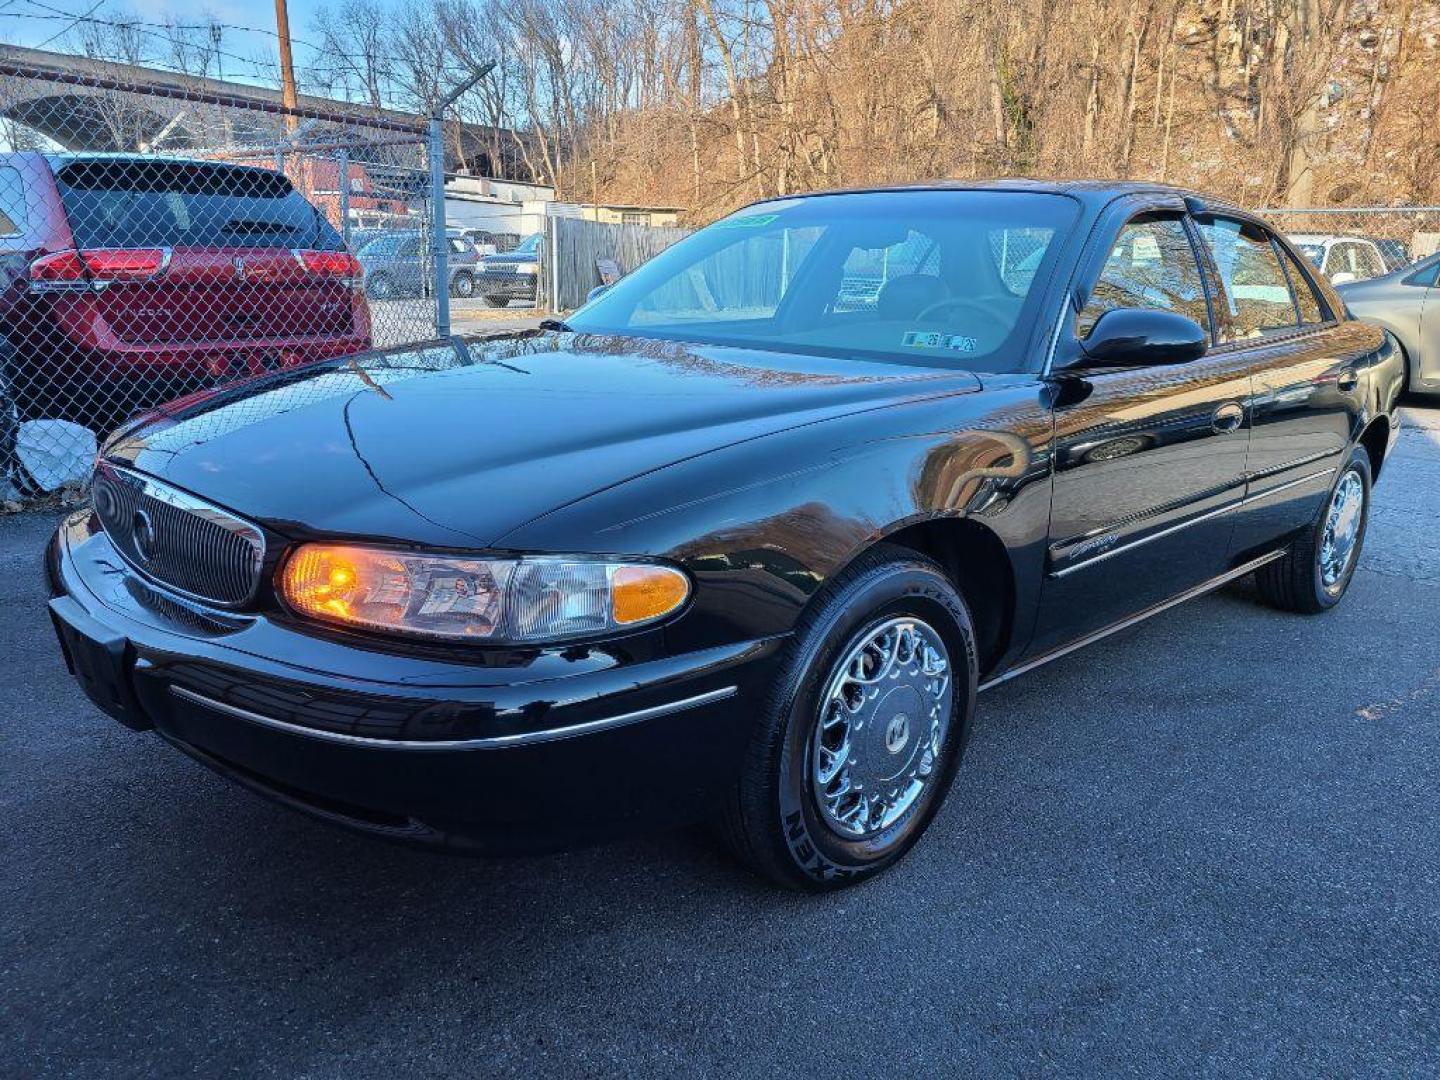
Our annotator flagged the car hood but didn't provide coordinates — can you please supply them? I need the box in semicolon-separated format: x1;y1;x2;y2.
106;332;982;547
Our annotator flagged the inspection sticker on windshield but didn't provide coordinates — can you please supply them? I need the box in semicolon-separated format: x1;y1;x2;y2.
713;213;778;229
903;331;977;352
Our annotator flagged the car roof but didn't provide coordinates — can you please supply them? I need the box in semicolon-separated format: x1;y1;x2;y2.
733;178;1247;214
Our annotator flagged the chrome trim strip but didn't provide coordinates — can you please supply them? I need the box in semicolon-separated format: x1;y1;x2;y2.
981;550;1287;692
1049;500;1239;579
1049;467;1336;579
1247;449;1335;482
169;684;739;750
1241;466;1337;502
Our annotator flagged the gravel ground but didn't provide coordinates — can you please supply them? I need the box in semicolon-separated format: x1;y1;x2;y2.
3;404;1439;1078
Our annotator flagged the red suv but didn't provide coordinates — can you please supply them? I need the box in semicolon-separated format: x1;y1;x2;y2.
0;154;372;430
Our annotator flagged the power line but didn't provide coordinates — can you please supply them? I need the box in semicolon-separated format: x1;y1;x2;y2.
29;0;103;49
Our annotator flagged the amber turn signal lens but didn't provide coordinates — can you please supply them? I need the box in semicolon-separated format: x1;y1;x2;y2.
610;564;691;625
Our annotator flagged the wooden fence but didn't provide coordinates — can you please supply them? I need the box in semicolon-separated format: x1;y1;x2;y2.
540;216;692;311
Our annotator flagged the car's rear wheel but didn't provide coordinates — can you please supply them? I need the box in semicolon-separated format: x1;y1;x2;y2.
1255;446;1371;614
451;272;475;299
720;544;977;890
366;274;395;300
482;295;510;308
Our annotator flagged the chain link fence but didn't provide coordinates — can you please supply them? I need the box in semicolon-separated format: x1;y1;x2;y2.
4;49;1439;506
0;58;446;501
1259;207;1440;282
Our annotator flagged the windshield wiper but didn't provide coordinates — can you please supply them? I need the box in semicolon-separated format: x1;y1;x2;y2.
538;318;572;332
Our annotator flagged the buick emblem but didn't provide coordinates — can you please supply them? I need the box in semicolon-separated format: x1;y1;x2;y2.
885;713;910;755
132;508;157;564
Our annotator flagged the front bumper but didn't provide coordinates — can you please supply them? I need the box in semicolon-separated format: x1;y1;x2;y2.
47;512;780;853
473;271;537;298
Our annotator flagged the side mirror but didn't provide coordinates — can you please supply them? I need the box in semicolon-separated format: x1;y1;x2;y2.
1330;271;1357;285
1075;308;1208;368
585;284;610;304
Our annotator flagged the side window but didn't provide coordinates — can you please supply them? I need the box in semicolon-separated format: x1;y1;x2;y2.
1197;218;1299;341
1077;215;1209;338
1407;260;1440;288
0;167;23;236
1355;244;1385;279
1276;245;1327;325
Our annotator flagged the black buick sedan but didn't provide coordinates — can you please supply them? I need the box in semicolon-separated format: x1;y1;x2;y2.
48;182;1404;890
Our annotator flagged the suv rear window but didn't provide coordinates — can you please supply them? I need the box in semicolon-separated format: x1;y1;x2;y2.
54;159;342;251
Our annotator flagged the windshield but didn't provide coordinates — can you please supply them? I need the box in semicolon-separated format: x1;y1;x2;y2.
508;234;540;256
1295;242;1325;263
567;190;1079;372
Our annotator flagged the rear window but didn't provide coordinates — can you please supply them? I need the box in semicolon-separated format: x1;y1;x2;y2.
54;159;342;251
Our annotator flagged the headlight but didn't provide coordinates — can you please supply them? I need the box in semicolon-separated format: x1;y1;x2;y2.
514;261;539;275
277;545;690;644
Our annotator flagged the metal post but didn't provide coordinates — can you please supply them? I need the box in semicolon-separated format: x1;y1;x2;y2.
428;116;450;337
428;62;495;340
337;149;350;246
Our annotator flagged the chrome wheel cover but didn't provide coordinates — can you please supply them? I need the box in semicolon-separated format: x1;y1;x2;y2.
810;616;952;839
1319;469;1365;591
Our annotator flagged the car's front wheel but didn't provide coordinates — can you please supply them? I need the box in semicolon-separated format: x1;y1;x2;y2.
720;544;977;890
1255;446;1372;614
451;272;475;299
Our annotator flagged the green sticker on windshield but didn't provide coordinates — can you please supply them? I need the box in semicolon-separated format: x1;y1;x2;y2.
713;213;778;229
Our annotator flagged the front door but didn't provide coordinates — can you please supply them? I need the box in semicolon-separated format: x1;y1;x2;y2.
1029;209;1253;656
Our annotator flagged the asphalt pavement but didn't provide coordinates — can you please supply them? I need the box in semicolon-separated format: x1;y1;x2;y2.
3;405;1439;1077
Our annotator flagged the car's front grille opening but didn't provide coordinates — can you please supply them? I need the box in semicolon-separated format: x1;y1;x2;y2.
92;463;265;608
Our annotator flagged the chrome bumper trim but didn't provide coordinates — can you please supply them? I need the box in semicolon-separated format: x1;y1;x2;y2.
169;684;738;750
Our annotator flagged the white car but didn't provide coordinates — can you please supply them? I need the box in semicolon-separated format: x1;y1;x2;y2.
1291;234;1388;284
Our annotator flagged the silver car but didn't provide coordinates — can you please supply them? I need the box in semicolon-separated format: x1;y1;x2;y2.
1338;252;1440;397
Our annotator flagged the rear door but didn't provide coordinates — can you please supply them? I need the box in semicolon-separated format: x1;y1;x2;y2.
1415;259;1440;390
1195;215;1362;556
1030;202;1254;655
53;158;357;349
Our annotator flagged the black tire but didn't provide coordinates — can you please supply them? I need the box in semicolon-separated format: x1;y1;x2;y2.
1255;446;1372;614
720;543;978;891
450;272;476;299
482;295;510;308
366;274;395;300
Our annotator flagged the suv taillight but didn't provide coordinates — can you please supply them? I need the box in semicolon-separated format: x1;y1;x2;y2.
30;248;170;290
294;249;362;287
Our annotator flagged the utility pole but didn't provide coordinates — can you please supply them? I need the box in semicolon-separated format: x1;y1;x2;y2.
274;0;299;133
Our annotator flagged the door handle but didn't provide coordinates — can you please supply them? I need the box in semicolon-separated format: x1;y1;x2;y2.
1335;367;1360;392
1212;401;1245;434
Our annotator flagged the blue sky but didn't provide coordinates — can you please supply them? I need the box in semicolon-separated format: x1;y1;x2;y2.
1;0;348;86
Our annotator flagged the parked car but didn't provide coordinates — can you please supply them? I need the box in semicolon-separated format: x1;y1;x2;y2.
356;231;481;300
1291;233;1389;283
474;232;541;306
0;153;371;431
1337;251;1440;397
1373;237;1412;272
457;228;499;255
49;182;1403;890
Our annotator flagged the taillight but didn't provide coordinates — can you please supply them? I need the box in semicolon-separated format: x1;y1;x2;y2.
30;248;170;290
294;249;362;286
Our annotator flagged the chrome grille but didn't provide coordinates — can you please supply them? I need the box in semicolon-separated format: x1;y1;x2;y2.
92;463;266;608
